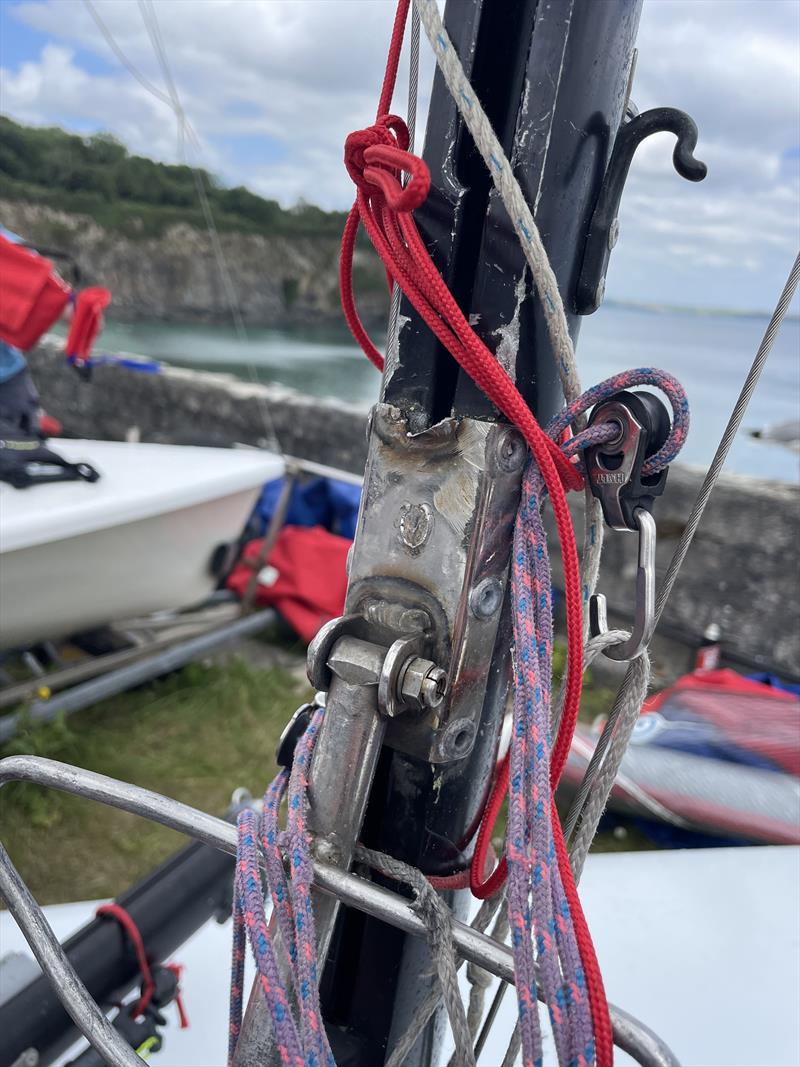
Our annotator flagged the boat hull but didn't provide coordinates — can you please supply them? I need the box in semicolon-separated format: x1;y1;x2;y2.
0;439;282;649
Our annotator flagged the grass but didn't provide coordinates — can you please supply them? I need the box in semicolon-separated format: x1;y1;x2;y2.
0;659;310;905
0;645;642;906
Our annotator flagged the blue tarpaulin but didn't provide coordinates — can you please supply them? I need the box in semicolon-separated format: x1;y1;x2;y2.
255;476;361;540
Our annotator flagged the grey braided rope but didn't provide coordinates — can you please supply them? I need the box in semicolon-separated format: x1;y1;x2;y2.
562;630;649;845
384;886;505;1067
355;846;476;1067
568;637;651;882
385;889;508;1067
462;892;505;1038
567;634;686;880
501;1026;523;1067
454;892;506;1067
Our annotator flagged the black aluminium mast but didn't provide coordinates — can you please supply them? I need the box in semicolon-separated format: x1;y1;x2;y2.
230;1;705;1064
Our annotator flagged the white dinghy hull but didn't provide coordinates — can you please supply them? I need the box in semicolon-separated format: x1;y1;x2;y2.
0;439;282;649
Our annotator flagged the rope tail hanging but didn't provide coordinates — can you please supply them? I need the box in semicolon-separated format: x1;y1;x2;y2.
230;4;691;1067
336;5;692;1067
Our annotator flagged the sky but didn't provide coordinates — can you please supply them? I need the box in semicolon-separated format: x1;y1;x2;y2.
0;0;798;313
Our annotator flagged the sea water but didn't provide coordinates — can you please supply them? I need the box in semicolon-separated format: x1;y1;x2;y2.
94;304;800;484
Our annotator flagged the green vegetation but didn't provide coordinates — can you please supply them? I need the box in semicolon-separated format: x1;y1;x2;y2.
0;644;644;907
0;659;310;904
0;116;348;240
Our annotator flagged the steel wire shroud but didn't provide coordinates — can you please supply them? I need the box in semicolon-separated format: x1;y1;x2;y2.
2;0;798;1062
0;755;681;1067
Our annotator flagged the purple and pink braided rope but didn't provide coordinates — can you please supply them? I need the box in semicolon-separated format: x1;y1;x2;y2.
506;369;688;1067
228;708;334;1067
228;368;688;1067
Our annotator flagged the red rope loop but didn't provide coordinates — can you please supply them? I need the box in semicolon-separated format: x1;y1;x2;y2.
95;903;188;1028
345;117;430;213
96;903;157;1018
340;3;611;1062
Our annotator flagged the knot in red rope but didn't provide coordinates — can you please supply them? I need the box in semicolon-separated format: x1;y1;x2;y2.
344;115;430;212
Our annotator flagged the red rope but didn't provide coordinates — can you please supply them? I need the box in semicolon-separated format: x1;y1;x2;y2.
166;962;190;1030
95;903;188;1029
96;903;157;1019
340;6;610;1064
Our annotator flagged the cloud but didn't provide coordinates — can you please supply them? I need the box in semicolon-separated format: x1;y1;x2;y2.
1;0;797;310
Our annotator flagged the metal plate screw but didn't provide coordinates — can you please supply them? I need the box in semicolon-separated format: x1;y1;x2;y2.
496;428;526;472
438;718;477;760
469;577;504;619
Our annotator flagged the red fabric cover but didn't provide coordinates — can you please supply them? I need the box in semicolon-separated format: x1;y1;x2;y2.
645;668;797;704
644;668;800;778
227;525;350;643
0;234;71;350
65;286;111;362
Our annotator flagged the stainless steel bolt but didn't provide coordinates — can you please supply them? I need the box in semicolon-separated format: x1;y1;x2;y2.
398;608;432;633
327;637;384;687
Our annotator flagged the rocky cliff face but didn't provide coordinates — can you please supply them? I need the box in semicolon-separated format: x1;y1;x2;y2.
0;199;386;326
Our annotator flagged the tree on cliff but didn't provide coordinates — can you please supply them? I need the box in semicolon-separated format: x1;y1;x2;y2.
0;116;347;239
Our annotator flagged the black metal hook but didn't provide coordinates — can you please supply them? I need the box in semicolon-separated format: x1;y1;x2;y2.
575;107;707;314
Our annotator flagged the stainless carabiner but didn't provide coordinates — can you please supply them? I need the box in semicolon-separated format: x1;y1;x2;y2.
589;507;656;661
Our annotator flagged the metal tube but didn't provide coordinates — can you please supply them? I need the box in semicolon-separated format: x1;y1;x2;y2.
0;609;276;744
1;837;234;1067
0;756;679;1067
234;674;386;1065
0;843;142;1067
0;623;224;711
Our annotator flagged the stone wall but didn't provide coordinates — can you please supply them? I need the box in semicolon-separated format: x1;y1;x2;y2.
27;339;800;681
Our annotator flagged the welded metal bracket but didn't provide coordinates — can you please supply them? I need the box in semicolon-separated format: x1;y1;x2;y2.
343;404;524;763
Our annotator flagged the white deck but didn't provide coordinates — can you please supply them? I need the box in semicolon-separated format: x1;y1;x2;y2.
0;439;282;647
0;439;282;553
2;846;798;1066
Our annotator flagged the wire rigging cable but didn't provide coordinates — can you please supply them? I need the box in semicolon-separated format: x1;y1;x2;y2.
83;0;172;108
81;0;281;453
565;248;800;872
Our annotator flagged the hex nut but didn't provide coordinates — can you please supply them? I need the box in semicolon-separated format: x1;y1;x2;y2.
399;657;447;709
